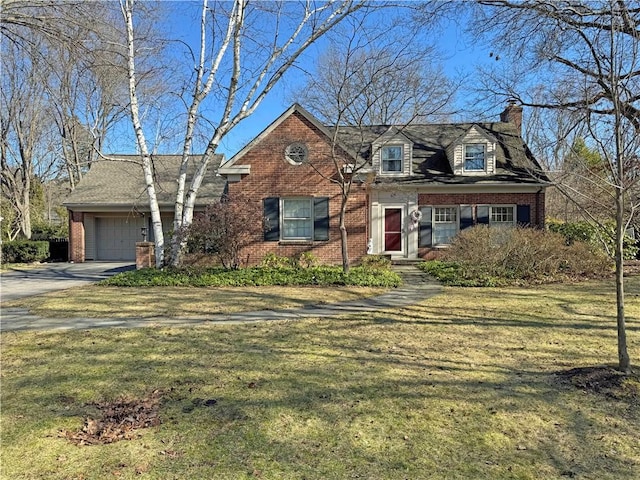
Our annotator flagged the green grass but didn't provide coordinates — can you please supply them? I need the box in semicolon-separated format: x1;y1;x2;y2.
3;285;388;318
1;277;639;479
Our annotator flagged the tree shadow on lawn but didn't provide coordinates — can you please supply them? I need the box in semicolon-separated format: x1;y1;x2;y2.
11;285;387;320
388;303;639;332
3;301;639;478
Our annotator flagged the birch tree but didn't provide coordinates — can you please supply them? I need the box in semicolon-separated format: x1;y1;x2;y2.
474;0;640;373
293;16;456;271
120;0;373;267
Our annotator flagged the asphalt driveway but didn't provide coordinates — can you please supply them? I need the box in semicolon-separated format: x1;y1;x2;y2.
0;262;134;302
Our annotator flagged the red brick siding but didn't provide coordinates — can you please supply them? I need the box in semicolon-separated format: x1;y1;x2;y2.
68;210;85;263
227;111;369;266
417;192;545;226
417;191;546;259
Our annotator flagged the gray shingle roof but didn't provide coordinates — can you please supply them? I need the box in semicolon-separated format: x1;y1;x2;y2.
336;122;549;185
63;155;226;209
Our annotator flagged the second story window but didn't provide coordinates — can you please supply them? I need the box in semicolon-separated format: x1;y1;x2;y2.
464;144;486;171
381;145;403;173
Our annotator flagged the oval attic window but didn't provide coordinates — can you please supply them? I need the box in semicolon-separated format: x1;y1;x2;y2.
285;143;308;165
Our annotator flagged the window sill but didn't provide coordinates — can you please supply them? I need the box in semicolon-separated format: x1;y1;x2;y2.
278;240;314;246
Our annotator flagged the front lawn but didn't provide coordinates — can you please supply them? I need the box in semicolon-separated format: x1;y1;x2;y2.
3;284;388;318
1;277;639;479
2;264;398;319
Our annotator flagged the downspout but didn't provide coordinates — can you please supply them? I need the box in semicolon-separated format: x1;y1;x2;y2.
536;187;544;227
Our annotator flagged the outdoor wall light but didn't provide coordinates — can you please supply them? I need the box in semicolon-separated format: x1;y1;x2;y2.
141;226;148;241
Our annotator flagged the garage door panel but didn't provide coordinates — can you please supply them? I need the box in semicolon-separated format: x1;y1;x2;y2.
96;217;144;260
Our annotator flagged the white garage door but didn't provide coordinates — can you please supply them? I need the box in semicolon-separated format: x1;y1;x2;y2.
96;217;145;260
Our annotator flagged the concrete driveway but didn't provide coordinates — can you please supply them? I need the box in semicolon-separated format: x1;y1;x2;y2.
0;262;134;302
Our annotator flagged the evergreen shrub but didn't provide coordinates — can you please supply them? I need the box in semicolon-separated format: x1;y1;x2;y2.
2;240;50;263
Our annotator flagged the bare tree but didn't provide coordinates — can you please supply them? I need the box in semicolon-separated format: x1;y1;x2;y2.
1;38;58;239
474;0;640;373
44;13;130;189
1;0;98;50
1;0;130;240
293;16;456;271
120;0;374;267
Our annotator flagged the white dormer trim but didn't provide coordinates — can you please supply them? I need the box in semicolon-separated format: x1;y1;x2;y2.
447;125;497;176
372;128;413;176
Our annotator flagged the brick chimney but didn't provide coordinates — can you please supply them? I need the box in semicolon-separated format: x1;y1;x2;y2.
500;101;523;134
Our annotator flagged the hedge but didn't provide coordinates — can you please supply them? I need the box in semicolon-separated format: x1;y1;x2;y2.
2;240;50;263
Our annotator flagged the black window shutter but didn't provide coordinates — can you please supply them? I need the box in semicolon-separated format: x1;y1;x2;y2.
263;197;280;241
517;205;531;226
477;205;489;225
313;197;329;241
460;205;473;230
418;206;432;247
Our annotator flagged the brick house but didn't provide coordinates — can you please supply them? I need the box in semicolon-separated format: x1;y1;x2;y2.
218;103;548;264
65;103;547;265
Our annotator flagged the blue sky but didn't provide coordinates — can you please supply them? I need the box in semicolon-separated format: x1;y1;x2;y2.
107;3;494;160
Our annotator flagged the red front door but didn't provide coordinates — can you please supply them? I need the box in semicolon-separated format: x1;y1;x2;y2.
384;208;403;252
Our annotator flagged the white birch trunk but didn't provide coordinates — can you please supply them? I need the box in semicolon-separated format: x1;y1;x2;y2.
170;0;238;265
121;0;164;267
121;0;364;267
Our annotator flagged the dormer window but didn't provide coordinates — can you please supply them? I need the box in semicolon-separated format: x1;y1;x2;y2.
381;145;403;173
464;144;486;171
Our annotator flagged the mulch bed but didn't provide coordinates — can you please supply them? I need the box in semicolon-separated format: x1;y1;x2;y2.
555;366;640;402
59;390;163;445
624;260;640;276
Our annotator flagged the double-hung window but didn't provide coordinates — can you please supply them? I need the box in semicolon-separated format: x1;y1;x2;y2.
264;197;329;242
464;144;486;171
381;145;403;173
490;206;515;227
433;207;458;244
282;198;312;240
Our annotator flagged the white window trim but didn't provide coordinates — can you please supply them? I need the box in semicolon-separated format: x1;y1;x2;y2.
284;143;309;165
488;204;516;227
380;144;404;175
280;197;313;240
463;143;487;173
432;205;459;246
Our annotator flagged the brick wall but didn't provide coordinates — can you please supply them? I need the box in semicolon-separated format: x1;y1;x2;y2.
417;191;546;259
226;111;369;266
417;191;545;226
68;210;85;263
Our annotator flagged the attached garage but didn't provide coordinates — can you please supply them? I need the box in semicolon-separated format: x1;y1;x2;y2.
64;155;226;263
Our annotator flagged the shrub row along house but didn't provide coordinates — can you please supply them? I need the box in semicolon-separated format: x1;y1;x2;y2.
64;103;548;264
